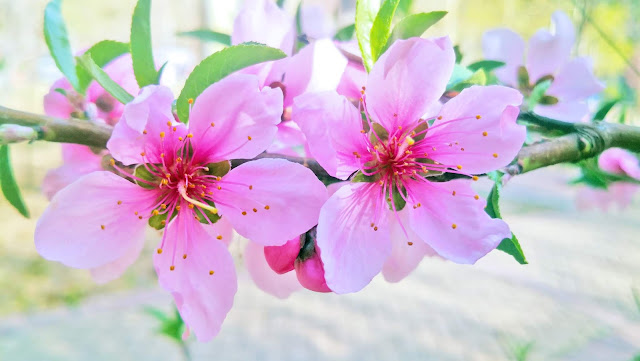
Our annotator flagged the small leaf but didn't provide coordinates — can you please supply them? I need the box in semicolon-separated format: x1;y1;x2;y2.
454;45;463;63
446;64;473;89
485;177;527;264
370;0;401;62
76;40;130;93
76;53;134;104
333;24;356;41
593;99;618;121
177;29;231;46
351;171;377;183
276;0;285;8
176;43;286;123
355;0;381;72
517;65;530;89
538;95;559;105
397;0;412;14
467;60;505;72
382;11;447;54
131;0;159;87
0;145;29;218
449;68;487;92
134;164;159;189
206;161;231;177
527;79;551;109
44;0;80;92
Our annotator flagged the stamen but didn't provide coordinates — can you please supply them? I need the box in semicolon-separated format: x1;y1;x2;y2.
178;184;218;214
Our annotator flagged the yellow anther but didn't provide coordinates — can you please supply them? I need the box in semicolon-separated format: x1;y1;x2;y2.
472;176;479;181
370;223;375;227
437;116;443;120
264;205;270;210
134;211;139;215
157;248;163;254
188;204;194;209
167;121;172;126
405;150;411;155
140;152;146;156
405;136;415;146
416;203;422;207
482;131;488;137
172;127;177;132
249;185;253;190
451;223;458;229
247;136;252;141
176;205;181;211
432;146;437;151
374;226;378;231
452;191;456;196
117;200;122;205
100;225;105;230
216;235;223;240
160;153;165;158
152;210;160;216
188;183;195;189
456;165;462;170
188;98;194;104
242;211;247;215
183;254;187;259
187;133;193;138
160;132;165;138
407;242;413;246
170;265;175;271
209;270;215;275
109;159;115;166
200;192;205;197
210;122;215;127
161;204;167;209
217;186;222;190
476;115;481;119
474;195;480;200
178;137;183;141
207;191;214;195
176;157;182;162
493;153;498;158
143;130;148;134
360;129;366;134
252;208;258;213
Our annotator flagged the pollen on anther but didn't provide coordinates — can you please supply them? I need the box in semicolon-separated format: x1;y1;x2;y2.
472;176;479;181
140;152;145;156
152;210;160;216
493;153;498;158
456;165;462;170
216;235;223;240
437;116;443;120
242;211;247;216
188;98;194;104
176;206;181;211
109;159;115;166
134;211;139;215
360;129;365;134
407;242;413;246
166;121;172;126
249;185;253;190
160;153;165;158
209;270;214;275
178;136;183;141
217;186;222;190
247;136;252;141
160;131;165;138
100;225;105;230
157;248;163;254
252;208;258;213
482;131;488;137
374;226;378;231
170;265;175;271
210;122;215;127
183;254;187;259
476;115;481;119
161;204;167;209
186;133;193;138
452;190;456;196
451;223;457;229
117;200;122;205
138;216;143;220
474;195;480;200
172;127;177;132
143;130;148;134
264;205;270;210
188;204;194;209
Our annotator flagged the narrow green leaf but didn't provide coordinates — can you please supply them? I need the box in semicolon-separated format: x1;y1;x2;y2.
485;179;528;264
276;0;285;8
44;0;80;92
76;40;130;93
131;0;159;87
355;0;381;72
446;64;473;89
467;60;505;72
370;0;401;61
449;68;487;92
454;45;463;63
397;0;412;14
593;99;618;121
333;24;356;41
76;53;134;104
0;145;29;218
527;79;552;109
382;11;447;54
177;29;231;46
176;43;286;123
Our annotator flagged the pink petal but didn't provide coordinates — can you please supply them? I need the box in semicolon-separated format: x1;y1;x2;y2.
264;237;300;274
429;85;525;174
533;100;588;123
35;171;156;269
382;209;437;283
300;4;335;40
42;144;104;200
406;179;511;264
90;230;146;284
43;78;75;118
278;38;348;107
336;59;368;100
232;0;295;55
203;216;235;248
266;122;307;157
187;73;283;164
215;159;327;245
527;10;575;82
292;91;369;179
87;54;139;124
608;182;639;209
482;28;525;86
366;37;455;131
546;57;604;102
244;241;302;299
316;183;392;294
154;212;237;342
598;148;640;179
295;252;331;293
107;85;187;165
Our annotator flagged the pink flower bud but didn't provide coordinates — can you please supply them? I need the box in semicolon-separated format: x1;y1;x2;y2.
263;237;300;274
294;251;331;293
0;124;37;144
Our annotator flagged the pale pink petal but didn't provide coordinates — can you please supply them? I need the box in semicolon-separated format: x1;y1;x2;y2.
43;78;75;118
264;237;300;274
382;209;437;283
232;0;295;55
336;60;367;99
317;183;392;294
203;216;235;247
215;159;327;245
300;4;335;40
278;38;348;107
575;187;611;212
533;100;588;123
293;91;369;179
245;242;302;299
482;28;525;86
35;172;156;268
266;121;307;157
527;10;575;81
546;57;604;102
187;73;283;164
406;179;511;264
87;54;139;124
366;37;455;131
599;148;640;179
429;85;525;174
609;182;639;209
90;230;146;284
42;144;104;200
154;212;237;342
295;251;331;293
107;85;187;165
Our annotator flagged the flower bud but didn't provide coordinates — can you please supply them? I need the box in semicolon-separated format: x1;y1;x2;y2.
263;236;301;274
0;124;37;145
294;251;331;293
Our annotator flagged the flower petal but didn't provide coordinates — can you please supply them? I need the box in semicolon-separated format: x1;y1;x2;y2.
482;28;525;86
429;85;525;174
295;251;331;293
245;241;302;299
366;37;455;130
90;230;146;284
317;183;391;294
382;209;437;283
232;0;295;55
293;91;369;179
546;57;604;102
527;10;575;81
154;212;237;342
107;85;187;165
187;73;283;164
215;159;327;245
87;54;139;123
42;144;104;200
598;148;640;179
35;172;155;269
336;59;368;100
264;237;300;274
203;216;235;248
533;100;588;123
407;179;511;264
43;78;75;118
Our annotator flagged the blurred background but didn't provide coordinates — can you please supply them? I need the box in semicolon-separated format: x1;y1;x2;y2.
0;0;639;360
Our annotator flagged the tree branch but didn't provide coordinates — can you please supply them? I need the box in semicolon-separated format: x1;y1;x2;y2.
1;106;639;181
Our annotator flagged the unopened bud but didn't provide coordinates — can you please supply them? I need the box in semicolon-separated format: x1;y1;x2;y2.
0;124;37;144
264;237;301;274
295;251;331;293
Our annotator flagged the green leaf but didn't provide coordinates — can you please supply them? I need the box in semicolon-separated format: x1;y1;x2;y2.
370;0;401;62
446;64;473;89
593;99;618;121
397;0;412;14
351;171;377;183
0;145;29;218
527;79;552;109
76;53;134;104
44;0;80;92
355;0;381;72
76;40;130;93
517;65;530;89
177;29;231;46
467;60;505;72
131;0;159;87
485;177;527;264
382;11;447;54
454;45;463;63
276;0;285;8
333;24;356;41
176;43;286;123
449;68;487;92
538;95;559;105
134;164;159;189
